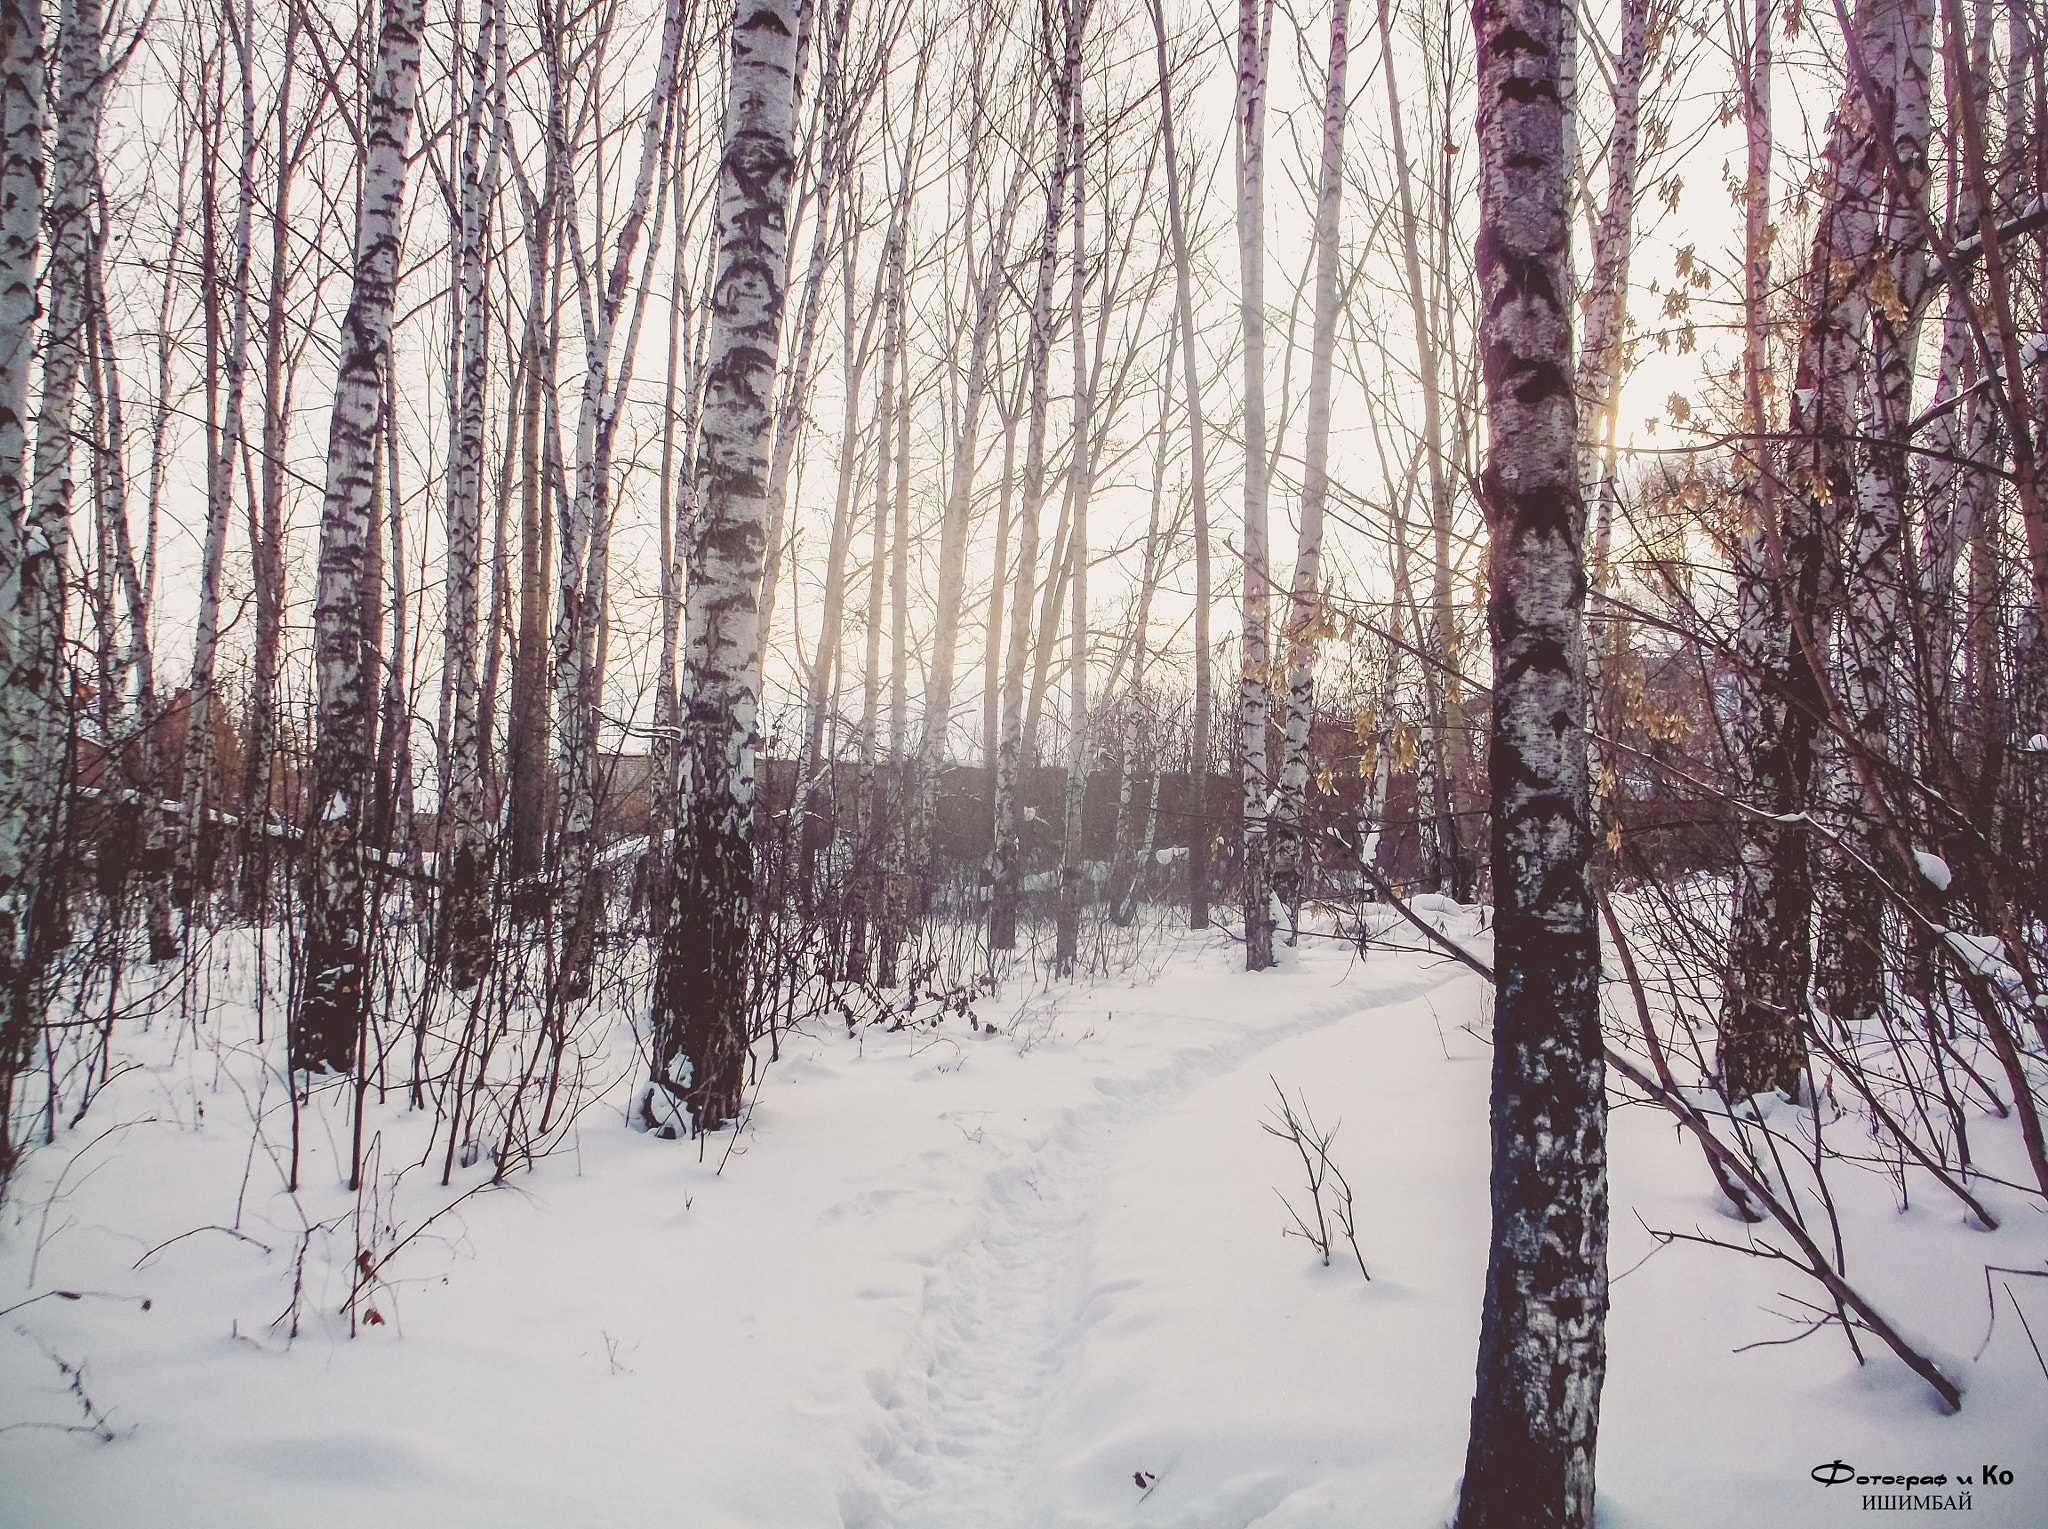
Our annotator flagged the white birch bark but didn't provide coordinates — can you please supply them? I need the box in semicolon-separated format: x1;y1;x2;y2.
1721;0;1891;1099
1457;0;1605;1518
1273;0;1348;938
294;0;427;1076
1;0;51;1170
1234;0;1277;970
0;4;45;984
1817;0;1935;1027
439;0;508;987
1575;0;1647;864
649;0;800;1135
1374;0;1455;895
1149;0;1213;929
1054;26;1092;977
555;0;688;996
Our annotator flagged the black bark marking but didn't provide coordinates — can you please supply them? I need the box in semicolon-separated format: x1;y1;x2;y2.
1501;78;1561;106
1512;361;1571;405
1490;26;1550;56
1497;634;1571;690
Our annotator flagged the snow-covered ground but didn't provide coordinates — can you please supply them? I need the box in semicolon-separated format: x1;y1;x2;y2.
4;913;2045;1527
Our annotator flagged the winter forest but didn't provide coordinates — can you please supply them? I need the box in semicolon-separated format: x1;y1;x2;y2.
1;0;2046;1520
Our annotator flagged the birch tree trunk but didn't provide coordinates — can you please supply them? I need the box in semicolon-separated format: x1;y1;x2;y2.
294;0;427;1077
1375;0;1456;895
556;0;688;997
439;0;507;988
1;0;52;1181
1234;0;1277;972
758;0;858;652
1149;0;1213;930
648;0;800;1136
1816;0;1934;1028
1575;0;1647;867
1054;19;1092;978
1719;0;1891;1100
1273;0;1347;939
1457;0;1606;1520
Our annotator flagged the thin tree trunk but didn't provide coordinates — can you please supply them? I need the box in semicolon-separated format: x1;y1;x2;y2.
1576;0;1648;871
178;24;255;910
993;7;1081;950
1273;0;1348;939
241;3;299;911
1107;330;1175;927
508;155;557;888
438;0;505;987
1149;0;1212;929
1457;0;1606;1519
916;60;1031;897
1375;0;1456;897
557;0;688;996
798;197;869;907
1234;0;1277;970
1054;22;1093;978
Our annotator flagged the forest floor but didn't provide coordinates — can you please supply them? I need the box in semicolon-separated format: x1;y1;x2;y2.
3;905;2046;1528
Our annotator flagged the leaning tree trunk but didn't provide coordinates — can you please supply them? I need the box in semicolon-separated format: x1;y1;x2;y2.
1234;0;1277;972
648;0;799;1136
293;0;426;1076
1455;0;1607;1523
1273;0;1347;939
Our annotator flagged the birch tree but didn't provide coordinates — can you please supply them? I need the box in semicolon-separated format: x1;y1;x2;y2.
1054;4;1093;977
1149;0;1214;930
438;0;508;987
1718;0;1894;1100
294;0;427;1076
648;0;801;1136
1456;0;1608;1520
1;0;50;1183
1234;0;1277;971
1273;0;1347;937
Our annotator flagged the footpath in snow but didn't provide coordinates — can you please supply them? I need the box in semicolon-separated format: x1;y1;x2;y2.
3;915;2046;1527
